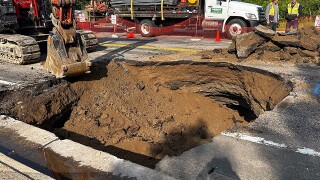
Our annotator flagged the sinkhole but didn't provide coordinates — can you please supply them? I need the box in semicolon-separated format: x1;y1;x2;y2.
0;60;292;168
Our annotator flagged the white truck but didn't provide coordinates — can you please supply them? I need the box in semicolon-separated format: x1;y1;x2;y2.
107;0;266;38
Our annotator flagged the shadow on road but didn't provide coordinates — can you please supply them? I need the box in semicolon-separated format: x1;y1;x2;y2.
196;157;240;180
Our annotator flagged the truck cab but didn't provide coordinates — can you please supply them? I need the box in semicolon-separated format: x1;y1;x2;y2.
204;0;265;37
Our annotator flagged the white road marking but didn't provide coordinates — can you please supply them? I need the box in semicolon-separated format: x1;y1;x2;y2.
0;80;18;86
222;132;320;157
222;132;287;148
296;147;320;157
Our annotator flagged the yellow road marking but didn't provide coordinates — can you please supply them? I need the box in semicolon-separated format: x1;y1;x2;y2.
101;43;199;52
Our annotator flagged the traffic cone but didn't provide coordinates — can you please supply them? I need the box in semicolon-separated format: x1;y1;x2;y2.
126;31;134;39
215;30;221;42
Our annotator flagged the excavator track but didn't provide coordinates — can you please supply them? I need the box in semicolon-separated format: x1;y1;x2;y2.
77;30;99;52
0;34;40;65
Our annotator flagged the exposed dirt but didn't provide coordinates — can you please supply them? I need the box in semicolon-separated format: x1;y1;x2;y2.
0;79;79;125
0;60;291;168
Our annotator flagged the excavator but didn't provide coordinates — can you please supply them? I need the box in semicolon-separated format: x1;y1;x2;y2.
0;0;99;78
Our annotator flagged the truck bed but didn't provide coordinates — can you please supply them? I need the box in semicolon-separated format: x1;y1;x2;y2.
112;5;199;19
110;0;180;7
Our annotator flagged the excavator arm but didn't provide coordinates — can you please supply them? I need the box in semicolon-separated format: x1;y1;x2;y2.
44;0;91;78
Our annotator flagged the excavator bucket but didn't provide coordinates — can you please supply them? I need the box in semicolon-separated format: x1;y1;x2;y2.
44;28;92;78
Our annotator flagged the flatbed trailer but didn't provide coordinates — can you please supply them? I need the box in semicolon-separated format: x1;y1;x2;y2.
107;2;202;36
107;0;266;38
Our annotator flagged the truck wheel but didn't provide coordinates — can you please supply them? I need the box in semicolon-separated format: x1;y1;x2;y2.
140;19;156;37
226;19;247;38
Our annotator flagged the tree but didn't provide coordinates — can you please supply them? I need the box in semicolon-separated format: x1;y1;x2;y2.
75;0;91;10
302;0;320;17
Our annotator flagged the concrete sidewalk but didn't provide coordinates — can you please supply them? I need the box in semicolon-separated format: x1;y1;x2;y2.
0;153;53;180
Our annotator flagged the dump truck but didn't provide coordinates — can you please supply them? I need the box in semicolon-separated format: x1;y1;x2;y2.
0;0;99;78
106;0;266;38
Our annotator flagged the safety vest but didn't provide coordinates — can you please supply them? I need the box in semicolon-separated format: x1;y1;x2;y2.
288;3;300;15
269;3;275;15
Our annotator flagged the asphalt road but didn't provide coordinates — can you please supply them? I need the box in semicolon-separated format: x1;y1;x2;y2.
0;62;52;92
0;36;230;91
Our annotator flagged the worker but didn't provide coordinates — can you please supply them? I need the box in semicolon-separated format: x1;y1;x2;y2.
285;0;302;33
265;0;279;31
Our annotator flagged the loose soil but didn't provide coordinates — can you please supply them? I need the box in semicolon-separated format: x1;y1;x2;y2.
0;60;292;168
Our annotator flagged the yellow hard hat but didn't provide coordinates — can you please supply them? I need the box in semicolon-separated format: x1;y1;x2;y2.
188;0;197;5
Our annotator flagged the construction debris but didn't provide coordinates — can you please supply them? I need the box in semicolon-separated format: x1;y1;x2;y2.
254;25;276;38
232;25;320;62
235;32;265;58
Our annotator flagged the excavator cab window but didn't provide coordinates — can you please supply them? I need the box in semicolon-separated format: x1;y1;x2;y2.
1;0;13;6
0;0;15;15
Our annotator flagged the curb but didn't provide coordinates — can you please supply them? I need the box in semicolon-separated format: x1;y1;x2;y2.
0;115;176;179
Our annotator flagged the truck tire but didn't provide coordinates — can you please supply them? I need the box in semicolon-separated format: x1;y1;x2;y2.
140;19;156;37
225;19;247;38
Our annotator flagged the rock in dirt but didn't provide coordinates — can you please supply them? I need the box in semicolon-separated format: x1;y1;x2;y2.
298;50;319;57
201;54;212;59
227;42;236;54
299;37;319;51
277;32;287;36
256;41;281;52
286;29;299;35
301;59;310;63
236;32;265;58
284;47;299;55
136;81;145;91
254;25;276;38
280;51;293;61
256;51;281;61
213;49;222;53
299;26;320;36
272;34;300;47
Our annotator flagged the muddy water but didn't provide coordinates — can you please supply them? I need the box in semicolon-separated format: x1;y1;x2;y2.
0;60;292;168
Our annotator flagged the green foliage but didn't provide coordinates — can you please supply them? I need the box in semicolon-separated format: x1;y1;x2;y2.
242;0;320;18
75;0;91;10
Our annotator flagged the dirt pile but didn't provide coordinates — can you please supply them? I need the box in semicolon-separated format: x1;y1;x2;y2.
203;25;320;64
0;60;292;167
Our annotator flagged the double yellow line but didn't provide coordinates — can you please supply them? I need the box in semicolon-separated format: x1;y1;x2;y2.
100;43;199;52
